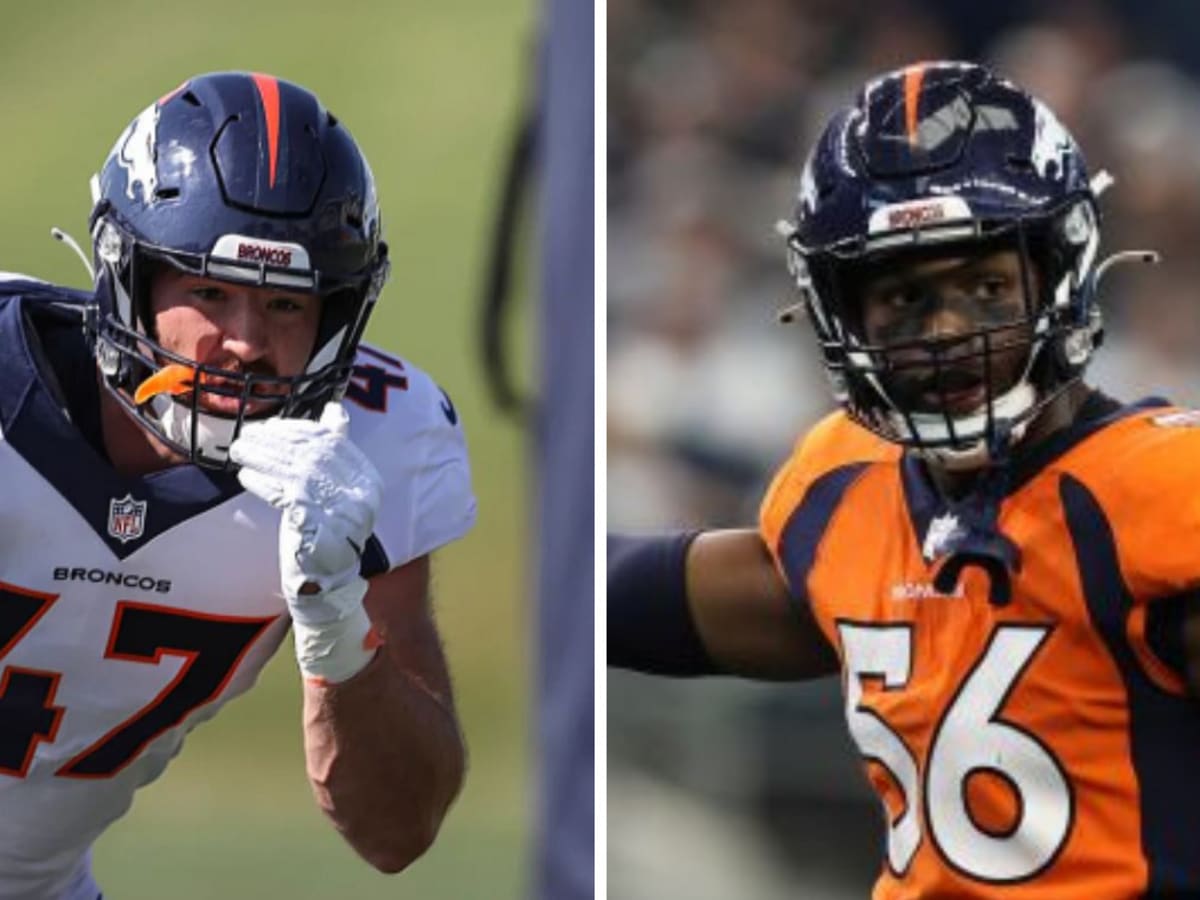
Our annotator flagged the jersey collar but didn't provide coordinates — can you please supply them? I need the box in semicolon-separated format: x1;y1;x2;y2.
0;293;244;560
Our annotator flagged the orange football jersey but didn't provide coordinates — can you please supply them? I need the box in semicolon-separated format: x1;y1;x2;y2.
760;398;1200;899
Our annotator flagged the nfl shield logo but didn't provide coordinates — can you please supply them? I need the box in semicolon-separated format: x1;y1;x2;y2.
108;494;148;544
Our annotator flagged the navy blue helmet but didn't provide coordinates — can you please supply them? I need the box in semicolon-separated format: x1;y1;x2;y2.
87;71;389;467
781;61;1105;468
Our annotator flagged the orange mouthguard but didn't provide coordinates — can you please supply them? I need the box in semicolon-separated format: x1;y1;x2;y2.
133;364;196;405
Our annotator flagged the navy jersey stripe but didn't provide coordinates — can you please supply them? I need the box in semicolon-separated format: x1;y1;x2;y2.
899;454;940;557
1060;473;1200;893
776;462;871;614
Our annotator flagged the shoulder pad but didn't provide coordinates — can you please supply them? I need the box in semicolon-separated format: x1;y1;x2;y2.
760;411;897;550
0;273;91;308
1057;405;1200;600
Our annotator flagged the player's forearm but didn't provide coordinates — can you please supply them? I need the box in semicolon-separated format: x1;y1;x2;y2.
686;529;840;679
607;529;839;680
302;650;466;874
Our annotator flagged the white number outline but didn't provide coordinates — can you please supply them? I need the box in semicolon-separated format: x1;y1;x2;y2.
837;621;923;875
837;620;1075;884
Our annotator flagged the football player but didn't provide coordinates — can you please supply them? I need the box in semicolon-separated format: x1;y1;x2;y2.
0;72;475;899
610;60;1200;897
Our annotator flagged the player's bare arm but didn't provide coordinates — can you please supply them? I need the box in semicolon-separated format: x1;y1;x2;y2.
685;530;838;679
303;556;465;873
608;529;838;681
229;388;473;874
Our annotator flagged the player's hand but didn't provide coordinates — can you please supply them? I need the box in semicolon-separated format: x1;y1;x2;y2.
230;402;383;682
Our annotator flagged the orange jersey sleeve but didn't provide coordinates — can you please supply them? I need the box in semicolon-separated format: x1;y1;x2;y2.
759;411;898;599
1052;406;1200;699
1058;406;1200;600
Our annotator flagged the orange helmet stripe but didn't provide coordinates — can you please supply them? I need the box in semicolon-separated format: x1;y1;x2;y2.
250;73;281;189
157;79;190;107
904;64;926;145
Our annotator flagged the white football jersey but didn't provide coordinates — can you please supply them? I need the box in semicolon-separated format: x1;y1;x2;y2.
0;281;476;899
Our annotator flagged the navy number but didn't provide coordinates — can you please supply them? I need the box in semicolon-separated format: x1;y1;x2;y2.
0;584;275;780
0;583;63;776
59;603;275;778
346;346;408;412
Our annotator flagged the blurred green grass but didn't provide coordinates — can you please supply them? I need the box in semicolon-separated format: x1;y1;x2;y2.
0;1;537;897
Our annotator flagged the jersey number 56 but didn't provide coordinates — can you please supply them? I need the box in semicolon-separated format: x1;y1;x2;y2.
838;621;1072;884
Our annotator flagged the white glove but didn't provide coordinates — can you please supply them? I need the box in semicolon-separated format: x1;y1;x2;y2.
230;402;383;683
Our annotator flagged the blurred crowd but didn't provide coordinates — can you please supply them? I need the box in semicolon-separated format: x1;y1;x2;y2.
607;2;1200;897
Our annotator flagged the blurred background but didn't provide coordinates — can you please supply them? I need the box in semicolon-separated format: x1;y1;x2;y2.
608;1;1200;897
0;1;545;897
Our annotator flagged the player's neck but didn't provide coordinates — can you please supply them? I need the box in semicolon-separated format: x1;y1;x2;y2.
925;381;1093;499
97;372;187;476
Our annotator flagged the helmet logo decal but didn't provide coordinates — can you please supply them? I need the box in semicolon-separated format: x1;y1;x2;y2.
114;104;159;204
1031;100;1074;180
250;73;281;189
903;64;927;145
